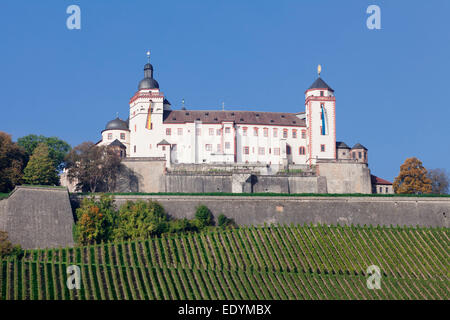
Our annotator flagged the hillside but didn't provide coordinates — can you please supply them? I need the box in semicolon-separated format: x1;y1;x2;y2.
0;224;448;300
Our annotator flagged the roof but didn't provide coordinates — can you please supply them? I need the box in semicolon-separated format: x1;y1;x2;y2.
308;77;334;92
157;139;171;145
109;139;126;148
352;143;367;150
336;141;350;149
371;175;392;185
163;110;306;127
104;117;129;131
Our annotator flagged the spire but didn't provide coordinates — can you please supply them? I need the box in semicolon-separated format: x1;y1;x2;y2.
317;64;322;77
146;50;151;63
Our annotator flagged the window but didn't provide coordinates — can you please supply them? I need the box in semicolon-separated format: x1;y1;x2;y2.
320;91;324;97
205;144;212;151
292;130;297;139
358;152;362;159
209;128;214;136
263;128;268;137
178;128;183;135
134;145;136;153
286;145;291;155
225;127;231;134
364;152;367;161
242;127;248;136
134;124;137;132
166;128;171;136
273;128;278;138
253;128;258;136
299;146;305;155
386;187;389;193
352;152;356;159
162;146;166;151
196;128;201;136
120;133;125;140
274;148;280;155
243;146;249;155
301;130;306;139
216;129;221;136
217;144;222;152
283;129;288;139
379;187;382;193
258;147;265;155
321;144;326;152
107;133;112;140
225;142;230;149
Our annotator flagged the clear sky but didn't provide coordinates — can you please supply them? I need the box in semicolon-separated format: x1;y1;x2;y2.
1;0;449;182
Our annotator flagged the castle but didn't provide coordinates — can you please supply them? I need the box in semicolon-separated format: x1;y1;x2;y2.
87;54;392;194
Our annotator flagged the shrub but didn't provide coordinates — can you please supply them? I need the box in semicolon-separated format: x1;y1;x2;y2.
218;214;236;228
195;204;214;227
0;231;23;258
113;200;168;240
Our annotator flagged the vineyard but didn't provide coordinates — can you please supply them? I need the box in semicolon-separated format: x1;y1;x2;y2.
0;224;449;300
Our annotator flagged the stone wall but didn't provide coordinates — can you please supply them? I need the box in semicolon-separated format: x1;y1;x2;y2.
317;161;372;194
120;157;166;193
71;194;450;228
0;186;75;249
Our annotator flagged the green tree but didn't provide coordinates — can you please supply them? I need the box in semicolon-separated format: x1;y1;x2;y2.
17;134;71;171
23;143;59;186
74;195;116;245
393;157;432;194
194;204;214;227
0;131;27;192
113;200;168;240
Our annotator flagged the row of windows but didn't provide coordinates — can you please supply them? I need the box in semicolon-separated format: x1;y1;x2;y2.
352;151;367;160
165;127;307;139
107;133;126;140
241;146;306;156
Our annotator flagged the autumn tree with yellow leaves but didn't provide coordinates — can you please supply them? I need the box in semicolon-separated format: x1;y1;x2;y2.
393;157;432;194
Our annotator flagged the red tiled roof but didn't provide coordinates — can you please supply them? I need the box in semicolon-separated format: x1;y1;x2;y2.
371;175;392;185
163;110;306;127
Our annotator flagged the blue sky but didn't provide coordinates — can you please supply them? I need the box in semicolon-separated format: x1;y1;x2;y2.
1;0;449;181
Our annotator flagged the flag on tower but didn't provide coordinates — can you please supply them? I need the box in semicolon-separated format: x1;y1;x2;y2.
146;102;152;129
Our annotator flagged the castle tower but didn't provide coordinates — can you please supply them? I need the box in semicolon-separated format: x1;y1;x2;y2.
305;65;336;165
128;52;171;157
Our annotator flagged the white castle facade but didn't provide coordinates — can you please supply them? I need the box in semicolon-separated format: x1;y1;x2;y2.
98;57;370;169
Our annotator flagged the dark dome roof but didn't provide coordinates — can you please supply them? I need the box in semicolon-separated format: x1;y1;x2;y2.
144;63;153;70
138;78;159;90
308;77;334;92
105;117;128;131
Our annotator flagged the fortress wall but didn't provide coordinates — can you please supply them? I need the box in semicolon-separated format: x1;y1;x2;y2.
318;162;372;194
0;186;75;249
71;195;450;228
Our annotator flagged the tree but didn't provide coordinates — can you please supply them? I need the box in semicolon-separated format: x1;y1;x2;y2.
65;142;122;192
0;131;27;192
393;157;432;194
194;204;214;227
113;200;168;240
17;134;71;171
427;168;449;195
74;195;116;245
22;143;60;185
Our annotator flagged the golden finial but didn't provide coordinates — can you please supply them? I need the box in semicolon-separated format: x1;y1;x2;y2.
146;50;151;63
317;64;322;77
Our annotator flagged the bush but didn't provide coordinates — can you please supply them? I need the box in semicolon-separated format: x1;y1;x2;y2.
218;214;236;228
74;194;116;245
195;204;214;227
113;200;168;240
0;231;23;258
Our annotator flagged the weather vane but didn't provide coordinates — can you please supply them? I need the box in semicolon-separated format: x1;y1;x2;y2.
317;64;322;77
146;50;151;63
